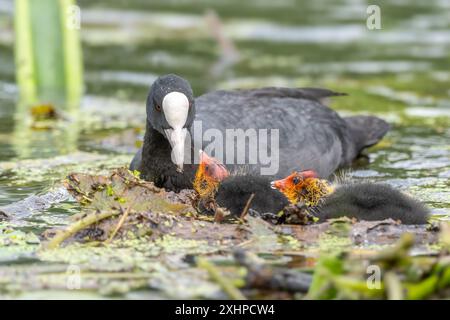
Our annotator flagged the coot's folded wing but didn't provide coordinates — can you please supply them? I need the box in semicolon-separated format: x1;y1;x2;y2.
246;87;347;104
195;88;350;178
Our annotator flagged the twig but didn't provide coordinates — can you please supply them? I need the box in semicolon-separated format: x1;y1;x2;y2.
105;202;134;244
385;272;404;300
236;238;255;248
372;233;414;264
240;193;255;220
205;9;240;77
44;211;120;249
197;257;246;300
205;9;238;59
214;206;229;223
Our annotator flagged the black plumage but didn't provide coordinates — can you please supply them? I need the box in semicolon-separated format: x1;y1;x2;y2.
313;183;430;224
214;175;288;215
131;74;390;191
213;176;429;224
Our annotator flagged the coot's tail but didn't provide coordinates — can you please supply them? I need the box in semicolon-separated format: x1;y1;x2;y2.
344;115;390;153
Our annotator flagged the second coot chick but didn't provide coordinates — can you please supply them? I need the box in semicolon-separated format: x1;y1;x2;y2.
271;171;430;224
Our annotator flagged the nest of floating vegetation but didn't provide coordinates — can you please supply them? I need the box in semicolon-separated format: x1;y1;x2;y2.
33;168;450;299
42;168;249;248
40;168;440;250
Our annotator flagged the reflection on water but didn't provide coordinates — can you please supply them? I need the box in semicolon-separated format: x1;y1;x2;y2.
11;105;80;160
0;0;449;225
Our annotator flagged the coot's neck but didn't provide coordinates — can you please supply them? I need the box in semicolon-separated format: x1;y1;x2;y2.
140;122;196;190
141;122;172;180
294;179;334;207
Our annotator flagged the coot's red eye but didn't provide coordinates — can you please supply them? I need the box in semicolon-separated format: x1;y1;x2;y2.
155;104;161;111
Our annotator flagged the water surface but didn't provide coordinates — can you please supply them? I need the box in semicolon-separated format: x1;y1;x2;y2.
0;0;448;298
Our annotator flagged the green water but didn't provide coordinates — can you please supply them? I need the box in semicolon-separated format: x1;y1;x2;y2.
0;0;449;298
1;0;448;213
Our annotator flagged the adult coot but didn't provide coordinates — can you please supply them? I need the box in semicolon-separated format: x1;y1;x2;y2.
130;74;390;191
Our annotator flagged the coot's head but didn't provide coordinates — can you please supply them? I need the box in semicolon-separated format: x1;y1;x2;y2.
146;74;195;172
193;150;229;198
270;170;324;204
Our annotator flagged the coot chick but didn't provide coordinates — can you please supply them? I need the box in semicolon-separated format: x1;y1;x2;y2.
271;171;430;224
194;151;288;215
130;74;390;191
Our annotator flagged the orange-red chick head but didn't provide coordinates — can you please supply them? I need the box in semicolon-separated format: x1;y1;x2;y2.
193;150;229;198
271;170;330;206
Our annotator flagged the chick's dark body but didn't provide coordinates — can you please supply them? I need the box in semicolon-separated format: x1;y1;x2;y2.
215;175;288;215
314;183;429;224
204;176;429;225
